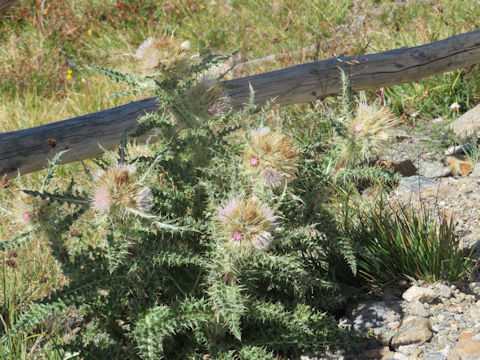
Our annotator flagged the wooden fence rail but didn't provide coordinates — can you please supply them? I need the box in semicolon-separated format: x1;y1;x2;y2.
2;29;480;178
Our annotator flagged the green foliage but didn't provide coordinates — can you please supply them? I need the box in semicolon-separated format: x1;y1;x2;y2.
338;196;477;284
1;47;361;358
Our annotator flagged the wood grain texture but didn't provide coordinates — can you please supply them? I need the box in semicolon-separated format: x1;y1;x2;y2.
2;29;480;178
224;29;480;108
0;98;159;177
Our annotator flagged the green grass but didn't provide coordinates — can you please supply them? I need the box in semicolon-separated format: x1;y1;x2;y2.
338;196;477;284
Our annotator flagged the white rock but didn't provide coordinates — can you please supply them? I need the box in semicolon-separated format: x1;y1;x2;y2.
444;144;470;156
409;300;430;317
450;104;480;136
394;351;409;359
402;285;436;303
438;284;452;299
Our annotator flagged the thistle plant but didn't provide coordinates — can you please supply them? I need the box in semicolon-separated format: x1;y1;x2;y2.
332;71;399;172
1;36;361;359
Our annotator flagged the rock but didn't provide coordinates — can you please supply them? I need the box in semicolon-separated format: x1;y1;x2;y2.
364;346;395;359
469;282;480;297
450;104;480;136
402;285;436;303
419;161;451;178
468;308;480;321
438;284;452;299
455;292;467;302
423;353;447;360
396;343;420;356
388;320;401;330
445;305;463;314
393;352;409;360
469;163;480;178
449;338;480;360
390;316;433;350
445;155;474;177
350;301;403;334
396;175;438;194
375;159;417;177
445;144;472;156
409;300;430;317
382;287;403;301
466;294;476;303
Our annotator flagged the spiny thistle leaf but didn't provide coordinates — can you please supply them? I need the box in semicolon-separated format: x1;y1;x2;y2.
0;232;33;250
89;66;142;86
0;301;68;352
208;282;245;340
133;299;212;359
41;150;69;191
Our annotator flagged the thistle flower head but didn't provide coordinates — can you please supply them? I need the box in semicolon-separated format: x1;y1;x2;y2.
184;75;231;119
216;198;277;254
339;101;399;166
91;164;153;220
12;192;53;231
136;35;192;76
243;127;299;188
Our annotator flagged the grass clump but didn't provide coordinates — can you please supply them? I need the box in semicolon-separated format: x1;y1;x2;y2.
338;194;477;285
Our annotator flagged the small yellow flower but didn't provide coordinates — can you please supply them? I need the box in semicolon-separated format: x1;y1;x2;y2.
66;69;72;80
87;29;92;36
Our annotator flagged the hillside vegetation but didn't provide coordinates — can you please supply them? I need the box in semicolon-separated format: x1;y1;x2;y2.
1;1;480;358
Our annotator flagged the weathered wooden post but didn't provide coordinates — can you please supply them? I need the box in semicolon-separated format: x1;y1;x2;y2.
2;29;480;178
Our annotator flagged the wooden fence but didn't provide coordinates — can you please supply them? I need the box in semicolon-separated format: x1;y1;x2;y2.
2;29;480;178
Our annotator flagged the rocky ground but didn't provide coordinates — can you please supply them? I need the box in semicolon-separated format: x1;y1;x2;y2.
307;105;480;359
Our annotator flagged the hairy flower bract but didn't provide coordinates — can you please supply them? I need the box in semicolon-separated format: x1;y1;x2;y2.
217;198;277;254
243;127;299;187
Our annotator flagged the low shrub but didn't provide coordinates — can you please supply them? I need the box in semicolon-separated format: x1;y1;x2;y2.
0;35;361;359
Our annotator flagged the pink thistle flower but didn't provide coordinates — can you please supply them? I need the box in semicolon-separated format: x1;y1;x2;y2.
216;199;240;223
232;231;243;242
249;157;259;167
353;124;364;134
92;187;111;212
136;187;153;212
23;212;30;221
